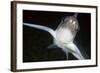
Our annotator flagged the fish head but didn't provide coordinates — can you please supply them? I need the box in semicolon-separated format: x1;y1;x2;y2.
62;15;80;33
56;13;80;42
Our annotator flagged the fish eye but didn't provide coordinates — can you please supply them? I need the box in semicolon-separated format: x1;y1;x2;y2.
69;19;73;23
72;21;76;25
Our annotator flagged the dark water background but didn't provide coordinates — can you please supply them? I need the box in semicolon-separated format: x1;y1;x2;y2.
23;10;91;62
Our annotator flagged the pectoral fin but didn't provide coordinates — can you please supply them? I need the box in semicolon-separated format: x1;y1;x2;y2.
67;43;85;60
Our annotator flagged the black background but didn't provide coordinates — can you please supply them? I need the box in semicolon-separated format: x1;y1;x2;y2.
23;10;91;62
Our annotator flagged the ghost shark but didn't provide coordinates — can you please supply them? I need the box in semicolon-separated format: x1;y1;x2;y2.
23;13;85;60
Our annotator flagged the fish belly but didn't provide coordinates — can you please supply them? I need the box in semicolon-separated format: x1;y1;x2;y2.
56;28;73;44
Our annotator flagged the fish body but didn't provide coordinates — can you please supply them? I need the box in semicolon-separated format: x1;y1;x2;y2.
54;14;79;49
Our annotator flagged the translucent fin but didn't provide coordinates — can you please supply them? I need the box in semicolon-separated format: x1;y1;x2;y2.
47;44;58;49
23;23;56;38
66;43;85;60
